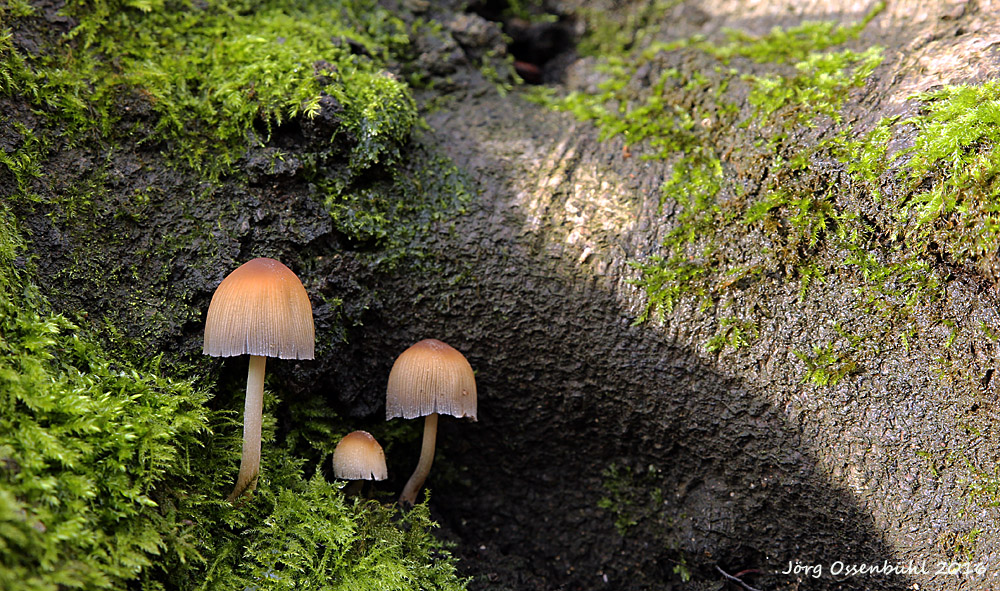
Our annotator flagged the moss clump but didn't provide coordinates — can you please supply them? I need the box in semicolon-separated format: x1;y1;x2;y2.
699;6;884;65
0;205;212;590
705;317;758;353
147;447;467;591
595;462;693;584
745;46;883;129
847;80;1000;280
596;463;665;537
629;256;709;323
318;145;472;266
222;476;463;591
3;0;417;176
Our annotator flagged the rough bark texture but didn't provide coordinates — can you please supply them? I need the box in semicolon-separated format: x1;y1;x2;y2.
371;2;1000;589
7;0;1000;590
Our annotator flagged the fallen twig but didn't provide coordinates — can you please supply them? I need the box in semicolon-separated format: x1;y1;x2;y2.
715;565;763;591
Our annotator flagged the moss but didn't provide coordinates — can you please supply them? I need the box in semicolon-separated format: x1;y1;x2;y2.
595;462;694;584
629;255;709;324
532;3;913;383
700;5;884;65
4;0;417;178
0;204;212;590
146;447;466;591
846;80;1000;277
745;46;883;129
794;342;859;387
531;65;710;161
231;478;462;591
317;143;472;267
575;0;682;58
0;120;47;194
705;317;758;353
596;463;664;537
0;203;467;590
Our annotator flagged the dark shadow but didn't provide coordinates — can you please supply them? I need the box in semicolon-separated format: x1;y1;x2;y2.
336;90;916;590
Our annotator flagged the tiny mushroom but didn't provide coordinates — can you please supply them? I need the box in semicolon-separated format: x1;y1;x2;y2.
332;430;388;486
386;338;476;506
204;257;314;502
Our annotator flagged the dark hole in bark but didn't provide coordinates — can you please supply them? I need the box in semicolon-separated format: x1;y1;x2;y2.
467;0;578;84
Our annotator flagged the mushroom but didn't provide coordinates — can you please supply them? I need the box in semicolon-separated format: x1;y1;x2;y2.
203;257;314;502
333;430;387;496
386;338;476;506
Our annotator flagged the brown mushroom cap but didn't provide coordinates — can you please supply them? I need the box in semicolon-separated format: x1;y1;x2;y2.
386;339;477;420
332;431;388;481
203;257;315;360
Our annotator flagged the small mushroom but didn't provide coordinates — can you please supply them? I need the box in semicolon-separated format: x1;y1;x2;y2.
203;257;315;502
333;430;388;496
386;338;476;506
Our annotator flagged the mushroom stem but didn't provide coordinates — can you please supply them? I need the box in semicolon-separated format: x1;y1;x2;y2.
399;412;438;506
343;480;365;498
227;354;266;503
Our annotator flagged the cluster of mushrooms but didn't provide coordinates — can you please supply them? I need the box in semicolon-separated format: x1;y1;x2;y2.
203;257;477;505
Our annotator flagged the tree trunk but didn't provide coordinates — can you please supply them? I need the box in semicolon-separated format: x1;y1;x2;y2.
370;1;1000;589
6;0;1000;589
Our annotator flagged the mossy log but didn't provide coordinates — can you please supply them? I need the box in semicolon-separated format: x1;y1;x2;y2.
4;0;1000;590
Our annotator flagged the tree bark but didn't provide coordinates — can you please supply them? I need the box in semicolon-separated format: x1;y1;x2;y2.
365;1;1000;589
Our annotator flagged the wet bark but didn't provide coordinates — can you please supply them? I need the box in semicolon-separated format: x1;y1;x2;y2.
362;2;1000;590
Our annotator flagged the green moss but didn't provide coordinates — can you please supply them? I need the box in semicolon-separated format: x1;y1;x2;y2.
595;462;694;584
0;205;211;590
0;27;36;98
596;463;664;536
847;80;1000;272
745;47;883;128
0;120;47;194
0;205;467;590
147;448;466;591
794;342;858;387
701;4;884;65
745;188;836;251
5;0;416;176
531;65;711;161
231;478;463;591
533;2;910;384
843;244;943;324
575;0;682;57
629;256;708;323
705;317;758;353
318;145;472;267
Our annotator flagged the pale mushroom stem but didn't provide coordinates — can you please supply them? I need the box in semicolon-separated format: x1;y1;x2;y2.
227;354;266;503
399;412;438;506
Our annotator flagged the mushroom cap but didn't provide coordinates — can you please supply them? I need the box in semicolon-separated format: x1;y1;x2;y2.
203;257;315;359
332;431;387;481
386;339;477;420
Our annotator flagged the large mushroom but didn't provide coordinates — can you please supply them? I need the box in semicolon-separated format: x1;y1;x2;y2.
333;430;388;496
386;338;476;506
203;257;314;502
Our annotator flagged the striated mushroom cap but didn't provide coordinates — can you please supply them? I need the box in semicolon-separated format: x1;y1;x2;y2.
203;257;315;360
386;339;477;421
332;431;387;481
